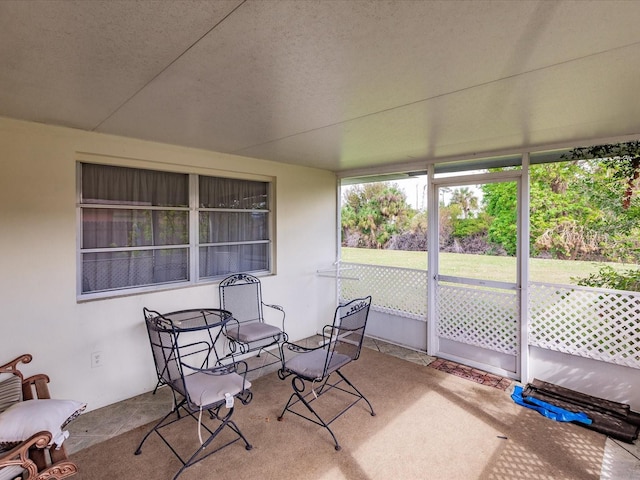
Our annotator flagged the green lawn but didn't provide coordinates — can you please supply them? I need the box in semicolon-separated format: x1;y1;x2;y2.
341;247;632;285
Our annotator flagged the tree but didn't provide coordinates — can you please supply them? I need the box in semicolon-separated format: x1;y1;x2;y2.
450;187;478;219
481;181;518;255
561;147;640;262
387;210;428;251
529;161;602;260
341;182;413;249
563;141;640;210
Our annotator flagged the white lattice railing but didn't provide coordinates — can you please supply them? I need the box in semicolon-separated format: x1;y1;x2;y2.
337;263;640;370
437;282;519;355
529;282;640;369
338;262;427;320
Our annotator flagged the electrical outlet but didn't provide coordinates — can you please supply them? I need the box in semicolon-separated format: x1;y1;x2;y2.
91;351;103;368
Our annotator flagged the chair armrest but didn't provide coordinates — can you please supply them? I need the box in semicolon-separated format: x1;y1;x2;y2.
0;354;32;380
184;362;240;376
224;317;241;331
321;324;339;343
282;341;323;354
21;374;52;401
263;303;283;311
263;303;286;331
0;431;51;479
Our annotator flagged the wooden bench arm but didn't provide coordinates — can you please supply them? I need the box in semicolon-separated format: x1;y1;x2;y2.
0;431;51;479
0;354;33;381
0;355;78;479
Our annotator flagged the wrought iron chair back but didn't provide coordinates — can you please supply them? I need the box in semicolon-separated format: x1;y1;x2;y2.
145;307;222;396
219;273;287;371
143;309;211;409
219;274;264;325
322;297;370;373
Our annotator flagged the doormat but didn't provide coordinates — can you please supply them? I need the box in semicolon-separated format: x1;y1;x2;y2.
429;358;512;390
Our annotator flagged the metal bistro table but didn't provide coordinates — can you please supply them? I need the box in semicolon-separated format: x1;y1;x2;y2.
160;307;233;360
159;308;232;332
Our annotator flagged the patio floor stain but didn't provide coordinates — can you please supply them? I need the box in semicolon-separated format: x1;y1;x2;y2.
428;358;512;390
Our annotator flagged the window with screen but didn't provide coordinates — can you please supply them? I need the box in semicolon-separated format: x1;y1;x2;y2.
78;163;272;297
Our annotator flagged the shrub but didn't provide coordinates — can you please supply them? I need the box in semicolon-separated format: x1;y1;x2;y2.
573;265;640;292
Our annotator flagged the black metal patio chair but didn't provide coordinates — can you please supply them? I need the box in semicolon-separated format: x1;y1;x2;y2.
135;308;253;480
276;296;375;450
219;273;287;373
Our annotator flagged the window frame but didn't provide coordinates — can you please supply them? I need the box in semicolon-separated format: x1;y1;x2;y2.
76;160;274;301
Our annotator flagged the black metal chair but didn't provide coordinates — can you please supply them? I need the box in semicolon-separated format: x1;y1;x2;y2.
135;308;253;480
219;273;287;373
277;296;375;451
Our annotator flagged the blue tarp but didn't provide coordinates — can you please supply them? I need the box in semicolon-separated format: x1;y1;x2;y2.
511;385;593;425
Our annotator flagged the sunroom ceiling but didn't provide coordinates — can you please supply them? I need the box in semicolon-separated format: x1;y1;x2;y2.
1;0;640;174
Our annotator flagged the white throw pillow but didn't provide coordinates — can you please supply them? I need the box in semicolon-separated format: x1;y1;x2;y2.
0;399;86;451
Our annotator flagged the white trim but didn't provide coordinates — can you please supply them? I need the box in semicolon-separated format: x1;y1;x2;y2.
76;151;273;182
426;163;438;356
519;153;531;383
189;173;199;283
438;275;518;291
431;168;522;186
335;132;640;178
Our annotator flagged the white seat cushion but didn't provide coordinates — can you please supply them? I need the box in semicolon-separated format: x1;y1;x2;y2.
226;322;282;343
177;372;251;408
285;349;351;380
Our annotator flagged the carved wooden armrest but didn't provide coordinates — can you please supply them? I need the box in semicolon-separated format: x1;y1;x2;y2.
0;431;78;480
0;354;32;380
0;431;51;479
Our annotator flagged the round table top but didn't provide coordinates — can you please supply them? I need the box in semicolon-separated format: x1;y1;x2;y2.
153;308;232;332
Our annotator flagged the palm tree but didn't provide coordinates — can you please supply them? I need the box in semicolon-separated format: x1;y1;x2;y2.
450;187;478;219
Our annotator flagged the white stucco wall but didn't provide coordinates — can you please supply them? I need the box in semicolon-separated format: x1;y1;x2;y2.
0;117;338;411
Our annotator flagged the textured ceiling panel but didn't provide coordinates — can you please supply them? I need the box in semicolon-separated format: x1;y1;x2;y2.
0;0;242;129
1;0;639;173
237;42;640;171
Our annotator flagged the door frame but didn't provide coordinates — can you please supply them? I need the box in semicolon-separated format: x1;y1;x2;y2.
426;155;530;381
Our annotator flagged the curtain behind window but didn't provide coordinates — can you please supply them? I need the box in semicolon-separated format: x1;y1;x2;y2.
82;163;188;206
198;176;269;278
80;164;271;294
81;164;189;293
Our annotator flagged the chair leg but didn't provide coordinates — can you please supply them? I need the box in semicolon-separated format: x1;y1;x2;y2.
134;403;183;455
337;370;376;416
172;407;251;480
224;419;253;451
277;377;342;451
136;401;252;480
277;341;286;371
278;370;375;451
